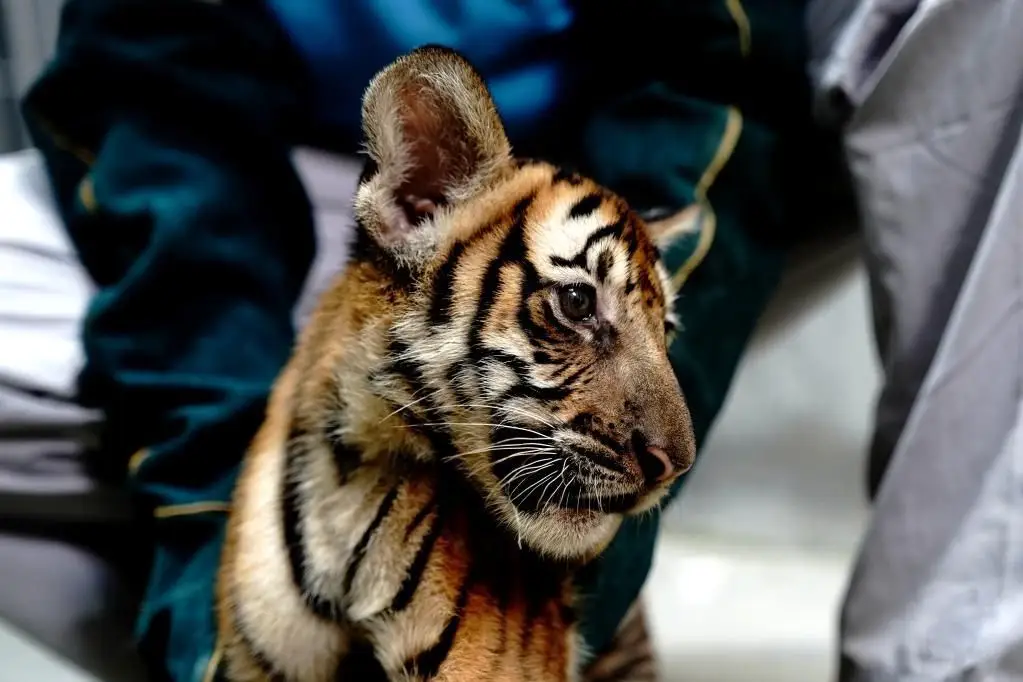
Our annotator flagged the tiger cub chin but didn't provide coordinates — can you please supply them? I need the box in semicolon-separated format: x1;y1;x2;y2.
216;45;697;682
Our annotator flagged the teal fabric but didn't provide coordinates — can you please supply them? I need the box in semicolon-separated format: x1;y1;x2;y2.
263;0;576;140
23;0;818;679
24;4;317;680
568;0;813;651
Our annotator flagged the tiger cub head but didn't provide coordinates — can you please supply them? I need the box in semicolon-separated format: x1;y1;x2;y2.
354;46;697;559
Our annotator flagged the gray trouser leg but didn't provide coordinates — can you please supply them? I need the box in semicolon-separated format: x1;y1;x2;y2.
827;1;1023;679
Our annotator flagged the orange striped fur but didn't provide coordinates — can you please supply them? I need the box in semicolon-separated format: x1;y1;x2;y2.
216;46;696;682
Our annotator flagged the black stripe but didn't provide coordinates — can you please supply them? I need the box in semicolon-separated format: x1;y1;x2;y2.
532;350;554;364
383;350;456;458
467;194;536;397
390;506;445;612
231;602;288;682
327;429;362;483
550;218;627;270
549;352;575;380
281;427;338;620
342;486;401;596
387;337;428;398
384;336;458;456
445;361;475;407
428;241;466;325
596;250;613;283
498;381;571;403
582;218;627;256
404;495;437;541
552;360;592;392
468;194;534;354
625;221;642;259
549;253;582;268
471;348;533;379
334;639;389;682
471;347;570;402
518;262;556;348
541;298;569;333
568;192;603;220
553;167;584;185
403;572;473;678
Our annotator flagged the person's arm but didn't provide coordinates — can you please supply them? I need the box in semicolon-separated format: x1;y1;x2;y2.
22;2;314;679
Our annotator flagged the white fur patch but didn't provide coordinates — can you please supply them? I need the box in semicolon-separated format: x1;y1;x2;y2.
230;445;342;680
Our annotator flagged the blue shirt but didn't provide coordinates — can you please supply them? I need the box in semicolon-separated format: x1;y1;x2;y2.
264;0;576;141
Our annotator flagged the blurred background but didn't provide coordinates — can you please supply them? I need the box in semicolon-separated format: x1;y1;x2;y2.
648;237;877;682
0;1;61;153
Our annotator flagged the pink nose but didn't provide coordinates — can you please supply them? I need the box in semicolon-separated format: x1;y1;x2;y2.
638;445;674;485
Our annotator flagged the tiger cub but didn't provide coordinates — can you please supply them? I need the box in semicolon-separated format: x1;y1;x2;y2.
216;45;697;682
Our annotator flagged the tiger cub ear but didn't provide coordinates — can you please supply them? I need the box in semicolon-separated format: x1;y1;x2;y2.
643;203;704;251
355;45;513;249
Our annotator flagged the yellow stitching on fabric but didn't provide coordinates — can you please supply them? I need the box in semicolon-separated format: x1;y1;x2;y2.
672;106;743;289
128;448;150;475
725;0;752;57
37;119;96;166
78;175;97;213
695;106;743;199
154;501;231;518
202;634;225;682
672;204;717;289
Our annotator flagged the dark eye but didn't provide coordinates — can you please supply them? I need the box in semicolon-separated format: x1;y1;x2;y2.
558;284;596;322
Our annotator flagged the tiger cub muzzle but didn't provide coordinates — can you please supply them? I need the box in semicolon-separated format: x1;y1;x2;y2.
487;304;696;520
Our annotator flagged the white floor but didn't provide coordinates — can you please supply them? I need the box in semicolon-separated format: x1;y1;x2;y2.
645;240;880;682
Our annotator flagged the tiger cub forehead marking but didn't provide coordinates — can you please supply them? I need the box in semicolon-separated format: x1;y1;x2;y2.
518;169;673;323
437;163;673;322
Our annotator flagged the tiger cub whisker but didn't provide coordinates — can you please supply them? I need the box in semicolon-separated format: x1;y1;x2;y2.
217;45;697;682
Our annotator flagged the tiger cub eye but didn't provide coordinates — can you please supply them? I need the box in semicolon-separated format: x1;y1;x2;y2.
558;284;597;322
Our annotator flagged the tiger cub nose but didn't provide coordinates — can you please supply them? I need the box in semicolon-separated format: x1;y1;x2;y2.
630;431;674;486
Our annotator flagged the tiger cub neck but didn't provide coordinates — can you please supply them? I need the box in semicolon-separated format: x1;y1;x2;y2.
286;259;589;568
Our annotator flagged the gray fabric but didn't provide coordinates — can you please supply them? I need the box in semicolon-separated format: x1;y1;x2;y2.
290;148;359;330
0;149;119;522
0;0;61;153
805;0;861;96
816;0;1023;679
